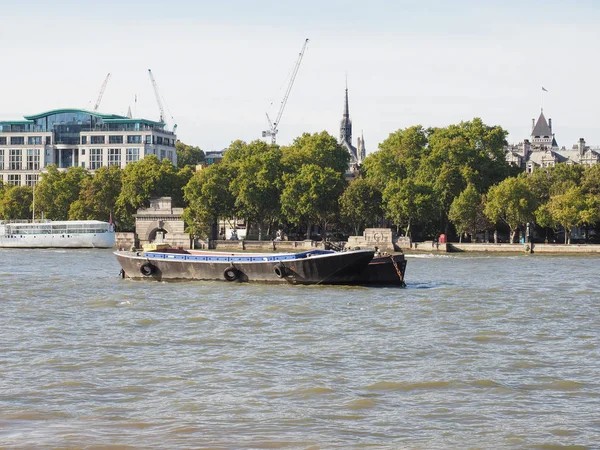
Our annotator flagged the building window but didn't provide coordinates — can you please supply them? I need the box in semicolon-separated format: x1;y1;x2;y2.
7;174;21;186
45;136;51;145
81;161;85;169
81;136;87;145
109;135;123;144
10;136;24;145
81;149;86;156
108;148;121;166
127;135;142;144
0;149;4;170
0;137;7;145
156;136;163;145
9;149;22;170
90;136;105;144
27;149;40;170
90;148;103;170
160;150;166;160
27;136;42;145
126;148;139;164
25;174;39;186
145;135;152;144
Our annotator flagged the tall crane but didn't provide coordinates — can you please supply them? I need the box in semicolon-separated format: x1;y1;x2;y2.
148;69;177;132
262;38;309;144
93;73;111;112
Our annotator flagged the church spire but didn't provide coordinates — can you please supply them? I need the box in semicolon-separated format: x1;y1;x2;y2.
343;73;349;118
340;77;352;144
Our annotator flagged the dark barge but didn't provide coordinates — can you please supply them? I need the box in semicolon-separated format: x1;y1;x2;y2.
115;248;406;286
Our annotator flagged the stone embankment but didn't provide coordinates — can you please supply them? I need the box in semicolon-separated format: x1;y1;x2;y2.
446;242;600;254
405;241;600;254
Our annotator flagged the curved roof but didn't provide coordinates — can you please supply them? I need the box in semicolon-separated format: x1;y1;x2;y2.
24;108;127;121
103;118;164;126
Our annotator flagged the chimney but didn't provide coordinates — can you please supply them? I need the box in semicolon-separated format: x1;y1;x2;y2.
532;118;535;133
579;138;585;156
548;118;552;132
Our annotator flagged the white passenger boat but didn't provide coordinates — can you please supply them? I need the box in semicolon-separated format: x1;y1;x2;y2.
0;220;115;248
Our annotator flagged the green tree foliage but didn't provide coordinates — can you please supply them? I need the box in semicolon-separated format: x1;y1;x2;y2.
419;119;510;224
0;185;33;220
527;164;584;202
448;184;490;242
281;164;346;236
484;177;538;242
382;179;439;238
362;119;510;239
175;141;205;169
281;131;350;175
35;166;90;220
362;125;429;185
224;140;283;238
581;164;600;195
536;187;599;244
116;155;182;229
183;164;236;239
68;165;122;221
339;178;383;236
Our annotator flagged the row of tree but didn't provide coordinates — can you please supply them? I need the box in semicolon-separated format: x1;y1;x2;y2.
2;120;600;243
0;142;203;228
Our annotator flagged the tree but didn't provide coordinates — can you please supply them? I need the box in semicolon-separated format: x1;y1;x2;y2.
536;187;597;244
382;179;439;238
175;141;205;169
581;164;600;195
116;155;181;229
281;131;350;176
280;164;346;237
68;165;122;221
362;126;429;186
484;177;538;243
339;178;383;236
527;165;584;202
0;185;33;220
418;119;511;234
35;166;90;220
183;164;235;239
448;184;490;242
224;140;283;239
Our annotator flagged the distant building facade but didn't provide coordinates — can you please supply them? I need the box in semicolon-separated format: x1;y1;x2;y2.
0;108;177;186
505;110;600;172
339;86;366;177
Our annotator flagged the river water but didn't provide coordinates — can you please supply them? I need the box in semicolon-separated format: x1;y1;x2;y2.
0;249;598;449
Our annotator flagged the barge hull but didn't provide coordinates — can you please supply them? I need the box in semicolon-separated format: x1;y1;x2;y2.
115;250;406;286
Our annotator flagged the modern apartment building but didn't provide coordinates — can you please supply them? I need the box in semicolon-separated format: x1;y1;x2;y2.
0;108;177;186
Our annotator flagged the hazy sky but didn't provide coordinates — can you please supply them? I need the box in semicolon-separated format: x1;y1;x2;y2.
2;0;599;152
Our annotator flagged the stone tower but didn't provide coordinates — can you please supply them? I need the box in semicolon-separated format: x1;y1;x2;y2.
340;86;352;145
531;110;557;149
339;84;359;164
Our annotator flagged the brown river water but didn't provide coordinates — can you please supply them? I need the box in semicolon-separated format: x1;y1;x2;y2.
1;249;599;449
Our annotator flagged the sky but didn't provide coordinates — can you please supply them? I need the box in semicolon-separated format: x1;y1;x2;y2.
1;0;599;153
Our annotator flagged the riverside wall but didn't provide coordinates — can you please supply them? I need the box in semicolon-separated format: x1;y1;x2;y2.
446;242;600;254
115;232;600;254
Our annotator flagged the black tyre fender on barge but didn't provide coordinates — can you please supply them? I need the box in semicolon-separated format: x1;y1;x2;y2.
140;262;156;276
223;266;240;282
273;262;288;278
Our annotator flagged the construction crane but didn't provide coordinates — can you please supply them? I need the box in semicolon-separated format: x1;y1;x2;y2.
262;38;309;144
148;69;177;132
93;73;111;111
